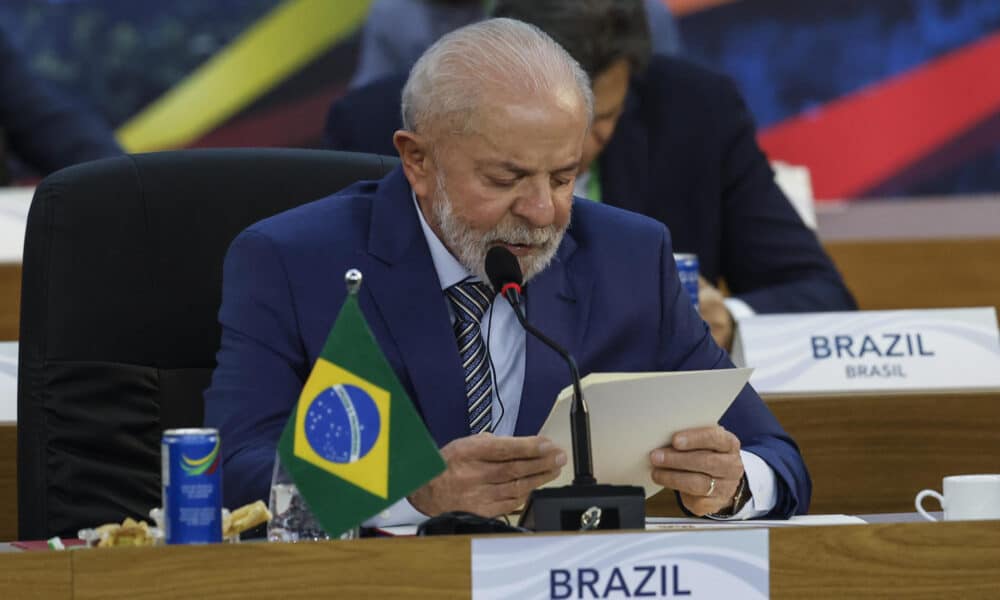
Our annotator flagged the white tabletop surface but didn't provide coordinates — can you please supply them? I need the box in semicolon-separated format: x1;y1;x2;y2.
0;187;33;264
816;194;1000;241
0;341;15;423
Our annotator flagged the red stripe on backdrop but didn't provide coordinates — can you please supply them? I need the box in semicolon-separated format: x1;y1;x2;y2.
190;84;345;149
758;31;1000;200
664;0;739;17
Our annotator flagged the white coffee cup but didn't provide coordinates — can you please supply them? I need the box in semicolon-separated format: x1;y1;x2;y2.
915;474;1000;521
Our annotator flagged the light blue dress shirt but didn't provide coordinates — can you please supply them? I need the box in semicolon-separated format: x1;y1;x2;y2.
412;198;527;438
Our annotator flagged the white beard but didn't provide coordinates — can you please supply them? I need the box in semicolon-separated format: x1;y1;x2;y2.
430;171;567;287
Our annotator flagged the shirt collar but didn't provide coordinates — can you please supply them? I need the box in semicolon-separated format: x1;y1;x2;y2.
412;191;477;290
573;168;591;199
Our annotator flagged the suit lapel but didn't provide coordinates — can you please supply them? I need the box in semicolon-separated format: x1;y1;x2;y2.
363;169;469;446
514;220;595;436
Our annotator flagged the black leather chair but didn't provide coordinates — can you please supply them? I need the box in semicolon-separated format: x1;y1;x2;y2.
17;148;398;539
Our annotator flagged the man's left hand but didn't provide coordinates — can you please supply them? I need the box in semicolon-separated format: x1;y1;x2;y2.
649;425;745;516
697;276;735;351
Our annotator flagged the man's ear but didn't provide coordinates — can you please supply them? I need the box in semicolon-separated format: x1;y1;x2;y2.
393;130;432;199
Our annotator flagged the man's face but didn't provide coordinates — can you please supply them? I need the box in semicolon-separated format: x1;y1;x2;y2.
580;59;631;174
416;92;588;283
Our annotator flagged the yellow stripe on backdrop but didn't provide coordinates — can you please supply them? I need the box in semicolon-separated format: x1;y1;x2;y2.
117;0;373;152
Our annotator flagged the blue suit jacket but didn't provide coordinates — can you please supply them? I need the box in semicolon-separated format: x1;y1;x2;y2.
324;56;856;314
204;167;810;518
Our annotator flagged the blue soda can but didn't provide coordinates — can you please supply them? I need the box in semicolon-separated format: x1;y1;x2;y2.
673;253;700;311
162;428;222;544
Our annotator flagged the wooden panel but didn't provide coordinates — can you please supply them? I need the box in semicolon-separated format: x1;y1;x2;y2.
0;551;72;600
767;391;1000;515
646;489;687;517
29;521;998;599
0;522;998;598
72;536;472;600
771;520;1000;599
825;238;1000;314
0;263;18;341
650;392;1000;516
0;424;15;542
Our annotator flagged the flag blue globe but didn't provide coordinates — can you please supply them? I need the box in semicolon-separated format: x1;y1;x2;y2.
304;384;381;463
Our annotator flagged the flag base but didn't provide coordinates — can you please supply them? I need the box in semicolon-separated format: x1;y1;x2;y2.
517;484;645;531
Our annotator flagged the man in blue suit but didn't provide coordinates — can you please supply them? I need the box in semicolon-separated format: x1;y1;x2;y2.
325;0;856;352
207;18;809;525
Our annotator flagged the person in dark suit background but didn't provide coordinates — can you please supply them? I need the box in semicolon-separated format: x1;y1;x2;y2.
0;31;121;183
325;0;857;352
207;18;809;526
349;0;683;90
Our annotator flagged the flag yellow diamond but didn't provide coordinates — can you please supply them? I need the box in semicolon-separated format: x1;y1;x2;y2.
293;359;391;498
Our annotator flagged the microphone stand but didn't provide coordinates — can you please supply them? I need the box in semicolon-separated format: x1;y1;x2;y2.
501;286;645;532
505;294;594;485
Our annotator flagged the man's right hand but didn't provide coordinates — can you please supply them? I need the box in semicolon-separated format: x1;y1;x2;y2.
408;434;567;518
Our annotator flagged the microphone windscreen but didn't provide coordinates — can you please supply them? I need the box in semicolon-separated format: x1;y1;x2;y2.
485;246;523;291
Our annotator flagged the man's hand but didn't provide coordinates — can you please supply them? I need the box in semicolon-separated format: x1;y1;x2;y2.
649;426;745;516
698;276;735;351
409;434;566;518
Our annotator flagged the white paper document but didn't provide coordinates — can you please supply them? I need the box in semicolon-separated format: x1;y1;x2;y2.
538;368;753;497
378;514;867;537
645;514;867;531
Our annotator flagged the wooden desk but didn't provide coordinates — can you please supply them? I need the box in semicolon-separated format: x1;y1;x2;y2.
0;264;18;341
648;390;1000;516
0;424;15;543
816;195;1000;314
825;238;1000;316
1;520;998;598
767;391;1000;515
0;187;31;342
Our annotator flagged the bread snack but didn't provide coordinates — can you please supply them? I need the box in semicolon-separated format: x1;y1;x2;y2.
79;502;271;547
223;500;272;538
78;517;159;548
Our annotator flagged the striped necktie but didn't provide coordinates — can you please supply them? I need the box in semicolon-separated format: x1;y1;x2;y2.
445;280;495;434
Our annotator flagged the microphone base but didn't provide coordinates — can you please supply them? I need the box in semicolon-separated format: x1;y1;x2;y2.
517;484;646;532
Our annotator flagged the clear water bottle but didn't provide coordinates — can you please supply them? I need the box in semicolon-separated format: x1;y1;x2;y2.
267;453;358;542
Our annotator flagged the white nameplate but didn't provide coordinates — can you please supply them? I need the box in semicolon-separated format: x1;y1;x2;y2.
0;342;16;422
732;307;1000;395
471;530;768;599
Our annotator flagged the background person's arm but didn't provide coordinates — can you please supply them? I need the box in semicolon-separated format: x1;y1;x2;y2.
714;75;856;314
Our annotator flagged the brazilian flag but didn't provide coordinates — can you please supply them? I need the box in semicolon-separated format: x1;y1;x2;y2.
277;289;445;537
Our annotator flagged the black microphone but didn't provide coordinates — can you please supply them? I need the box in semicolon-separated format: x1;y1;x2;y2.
485;246;594;485
485;246;644;531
